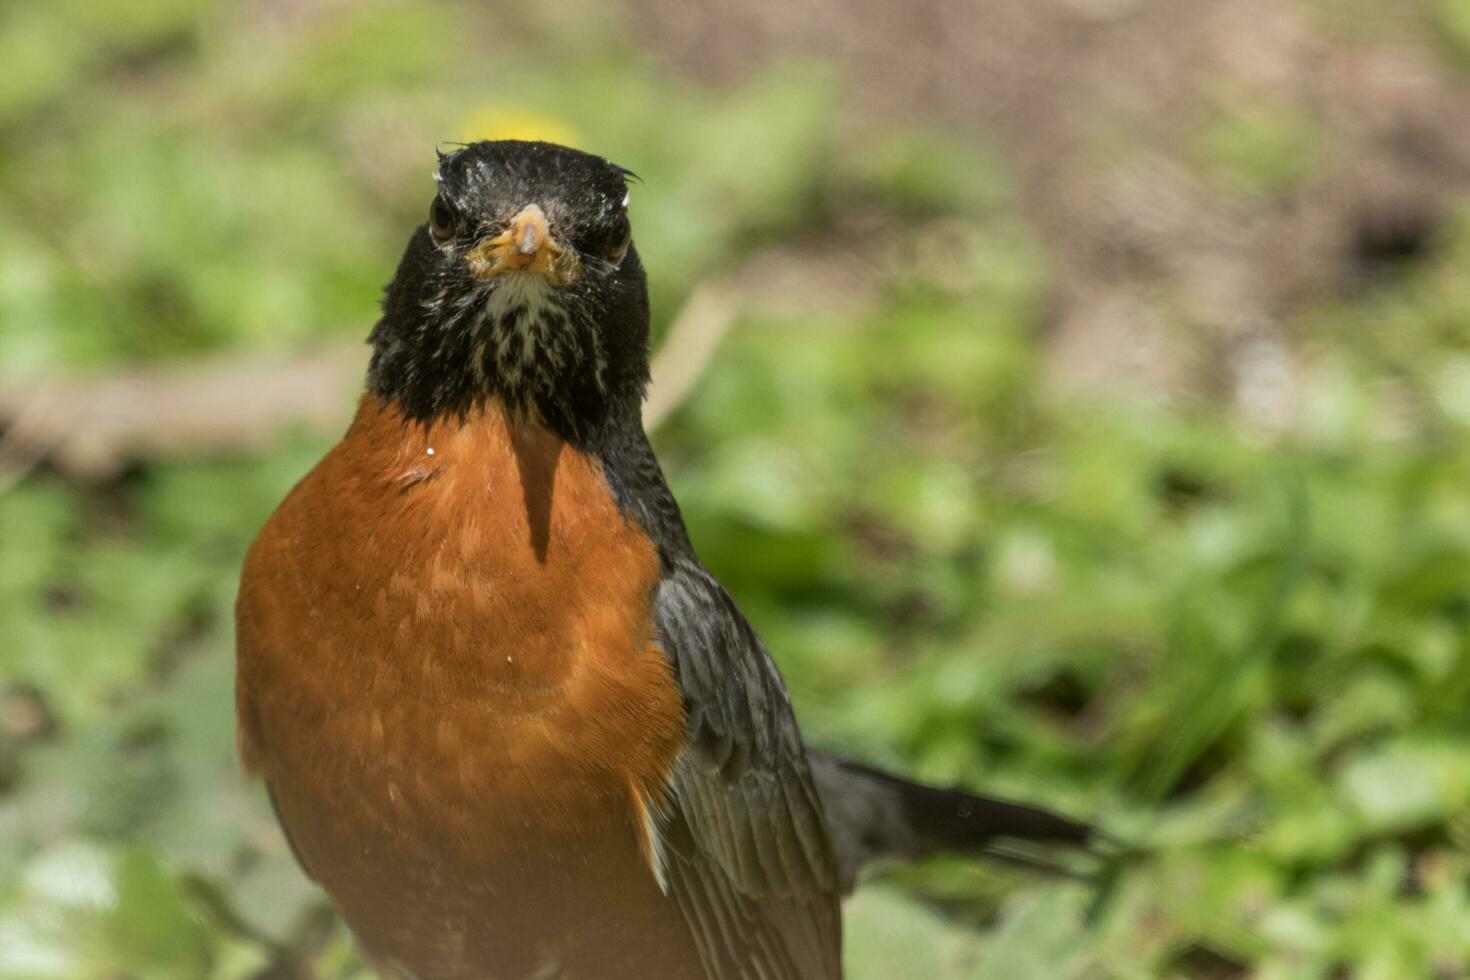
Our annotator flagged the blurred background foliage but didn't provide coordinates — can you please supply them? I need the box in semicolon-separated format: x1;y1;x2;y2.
4;0;1470;977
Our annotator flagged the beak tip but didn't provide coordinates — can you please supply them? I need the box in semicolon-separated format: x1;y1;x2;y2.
468;203;578;284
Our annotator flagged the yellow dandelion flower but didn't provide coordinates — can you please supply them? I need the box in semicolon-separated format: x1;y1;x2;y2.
457;105;580;148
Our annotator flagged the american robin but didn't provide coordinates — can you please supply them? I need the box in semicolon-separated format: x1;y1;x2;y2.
236;140;1099;980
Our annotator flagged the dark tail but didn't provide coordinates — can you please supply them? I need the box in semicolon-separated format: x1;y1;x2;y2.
807;748;1109;893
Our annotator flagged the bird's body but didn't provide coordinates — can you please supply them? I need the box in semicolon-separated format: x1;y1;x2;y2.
237;140;1097;980
237;397;704;979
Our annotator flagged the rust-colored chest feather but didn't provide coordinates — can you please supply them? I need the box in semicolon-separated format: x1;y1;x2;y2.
236;397;700;980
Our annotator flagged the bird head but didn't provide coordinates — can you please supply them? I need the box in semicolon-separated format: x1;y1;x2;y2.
369;140;649;442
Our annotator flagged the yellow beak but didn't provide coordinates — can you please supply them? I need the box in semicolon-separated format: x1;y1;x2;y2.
466;204;581;285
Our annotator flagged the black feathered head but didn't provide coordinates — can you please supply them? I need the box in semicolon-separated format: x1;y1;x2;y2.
368;140;648;442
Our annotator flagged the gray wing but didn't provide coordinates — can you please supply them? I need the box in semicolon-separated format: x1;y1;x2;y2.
653;558;842;980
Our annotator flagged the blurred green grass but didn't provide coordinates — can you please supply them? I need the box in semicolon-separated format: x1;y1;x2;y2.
4;1;1470;977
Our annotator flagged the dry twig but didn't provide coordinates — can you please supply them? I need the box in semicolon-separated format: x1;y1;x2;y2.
0;281;742;486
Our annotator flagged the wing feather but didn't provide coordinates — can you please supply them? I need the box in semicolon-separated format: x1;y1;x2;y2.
652;559;842;980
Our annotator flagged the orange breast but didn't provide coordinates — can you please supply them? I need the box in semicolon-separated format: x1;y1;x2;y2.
236;397;702;980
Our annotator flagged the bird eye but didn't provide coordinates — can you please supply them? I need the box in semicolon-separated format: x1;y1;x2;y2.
428;196;456;243
605;211;631;264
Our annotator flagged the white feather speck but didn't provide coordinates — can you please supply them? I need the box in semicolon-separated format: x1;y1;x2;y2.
642;802;670;894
